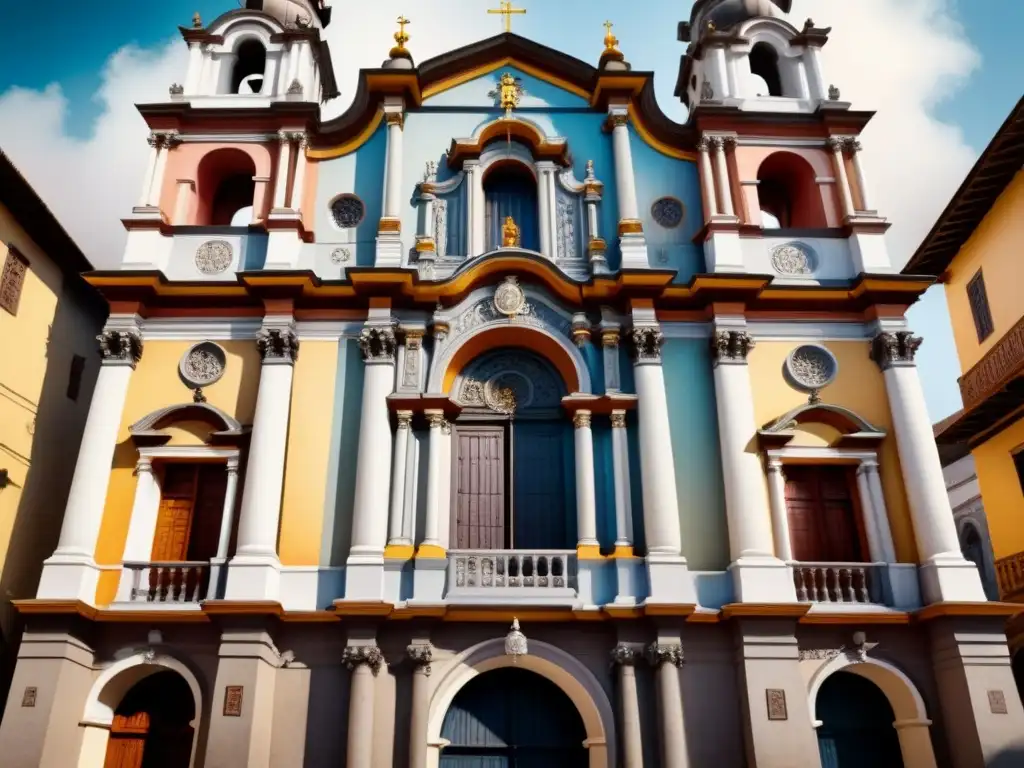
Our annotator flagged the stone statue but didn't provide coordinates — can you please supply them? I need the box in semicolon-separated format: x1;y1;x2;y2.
502;216;521;248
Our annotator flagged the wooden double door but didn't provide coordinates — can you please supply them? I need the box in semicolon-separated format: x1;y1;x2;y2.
152;463;228;562
103;672;194;768
784;465;867;563
451;421;575;550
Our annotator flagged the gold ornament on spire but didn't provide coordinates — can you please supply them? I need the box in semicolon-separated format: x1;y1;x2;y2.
488;0;527;33
603;21;619;53
390;15;411;57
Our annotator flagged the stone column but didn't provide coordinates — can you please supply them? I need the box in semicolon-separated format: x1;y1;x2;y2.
537;162;554;258
472;162;486;256
138;134;161;207
388;411;414;548
609;109;647;269
184;41;204;93
573;411;599;552
856;463;886;563
173;179;195;225
647;642;688;768
228;325;298;600
696;137;719;218
711;329;795;602
149;133;177;208
864;461;896;563
871;331;986;602
115;457;161;602
828;137;855;219
407;645;432;768
209;458;241;599
765;458;793;562
464;160;482;257
272;131;293;211
846;139;872;211
343;645;383;768
611;645;644;768
422;411;446;551
382;112;405;223
601;328;622;393
711;137;735;217
38;326;143;602
347;326;398;599
611;411;634;549
290;133;308;213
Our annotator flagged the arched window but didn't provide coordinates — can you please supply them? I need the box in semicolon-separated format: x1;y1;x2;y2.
195;148;257;226
231;39;267;94
484;162;539;252
757;152;828;229
103;671;195;768
750;42;784;97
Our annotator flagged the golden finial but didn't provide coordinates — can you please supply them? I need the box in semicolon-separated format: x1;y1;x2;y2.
603;21;619;53
192;12;202;28
502;216;521;248
391;15;411;57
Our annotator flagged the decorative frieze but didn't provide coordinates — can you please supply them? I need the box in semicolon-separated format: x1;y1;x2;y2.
629;326;665;364
610;644;640;667
407;644;433;675
256;328;299;364
710;330;754;364
98;329;144;368
359;327;398;363
343;645;384;675
646;642;684;668
870;331;922;371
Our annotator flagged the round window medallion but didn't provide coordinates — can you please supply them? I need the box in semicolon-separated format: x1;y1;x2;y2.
179;342;227;388
493;276;526;317
651;197;685;229
194;240;233;275
330;195;366;229
784;344;838;400
770;242;816;276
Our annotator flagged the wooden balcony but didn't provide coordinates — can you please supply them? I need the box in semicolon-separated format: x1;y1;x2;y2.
996;551;1024;602
959;313;1024;411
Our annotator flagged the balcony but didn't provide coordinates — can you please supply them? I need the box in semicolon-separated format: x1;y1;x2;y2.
120;561;227;606
996;552;1024;602
792;562;890;606
446;550;578;604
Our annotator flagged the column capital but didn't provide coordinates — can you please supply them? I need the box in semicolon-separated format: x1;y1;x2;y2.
277;129;293;143
226;457;241;473
844;138;863;154
610;643;641;667
606;113;630;129
441;420;452;436
629;325;665;365
870;331;922;371
827;136;846;152
610;410;628;429
573;410;593;429
406;644;433;675
161;132;182;149
256;327;299;364
359;326;398;364
343;645;384;675
135;457;154;474
697;136;711;153
646;642;684;668
767;457;785;472
147;133;162;149
98;329;144;369
857;458;880;474
427;411;446;429
601;328;621;348
384;111;405;129
710;330;755;365
396;410;414;429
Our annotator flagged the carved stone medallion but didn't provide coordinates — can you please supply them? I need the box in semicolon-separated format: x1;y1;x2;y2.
651;197;685;229
785;344;838;401
770;242;815;276
179;342;227;388
331;247;351;264
195;240;233;275
330;195;365;229
493;276;527;318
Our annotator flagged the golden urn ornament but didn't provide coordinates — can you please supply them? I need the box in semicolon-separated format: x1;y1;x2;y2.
502;216;521;248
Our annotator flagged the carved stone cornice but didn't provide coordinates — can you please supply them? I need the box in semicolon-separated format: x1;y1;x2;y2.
710;330;754;365
958;315;1024;410
256;328;299;364
407;644;433;675
870;331;922;372
646;642;684;668
629;326;665;365
343;645;384;675
610;644;640;667
98;329;144;368
359;327;398;363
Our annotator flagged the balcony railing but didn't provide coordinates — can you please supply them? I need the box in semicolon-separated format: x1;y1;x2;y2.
792;562;887;605
447;550;577;601
996;551;1024;601
122;561;214;605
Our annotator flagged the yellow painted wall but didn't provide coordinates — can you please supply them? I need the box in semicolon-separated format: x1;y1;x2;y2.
944;171;1024;373
972;418;1024;559
279;341;339;565
748;341;919;563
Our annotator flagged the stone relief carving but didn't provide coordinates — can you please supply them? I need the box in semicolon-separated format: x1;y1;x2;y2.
98;329;144;367
433;198;448;259
651;197;685;229
556;195;577;260
343;645;384;675
457;349;564;412
770;242;815;276
330;195;365;229
447;292;570;343
194;240;233;275
179;342;226;388
710;330;755;363
257;328;299;363
785;344;838;404
331;247;351;264
870;331;922;371
494;276;527;317
402;332;423;389
359;327;398;363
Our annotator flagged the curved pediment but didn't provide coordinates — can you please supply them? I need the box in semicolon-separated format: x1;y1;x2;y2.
447;118;570;169
759;403;885;449
129;403;249;447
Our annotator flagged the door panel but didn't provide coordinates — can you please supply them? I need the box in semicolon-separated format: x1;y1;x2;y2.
151;499;194;562
454;427;506;550
784;466;862;563
512;422;571;550
187;465;228;561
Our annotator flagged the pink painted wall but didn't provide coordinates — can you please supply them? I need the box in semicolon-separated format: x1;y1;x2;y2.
731;146;842;228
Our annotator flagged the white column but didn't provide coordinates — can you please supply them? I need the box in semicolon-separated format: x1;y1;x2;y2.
766;459;793;562
804;47;826;101
464;161;480;257
711;137;735;217
612;646;644;768
422;411;445;548
440;422;453;550
388;411;413;547
610;111;640;224
38;328;142;602
848;140;872;211
138;135;161;207
115;457;161;602
865;462;896;563
856;463;886;563
149;133;177;208
297;39;314;94
828;137;855;219
537;164;553;257
602;329;622;393
573;411;599;549
407;646;432;768
611;411;634;548
546;167;560;258
648;643;688;768
472;162;486;256
697;137;719;217
291;134;308;212
215;459;241;559
227;326;297;599
344;646;382;768
173;179;194;225
216;53;238;94
273;131;293;210
184;41;204;93
872;331;985;602
382;112;405;221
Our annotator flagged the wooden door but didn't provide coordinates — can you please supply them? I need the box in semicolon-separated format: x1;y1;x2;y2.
150;464;228;562
512;422;571;550
187;465;228;561
104;713;149;768
784;466;863;563
453;426;506;550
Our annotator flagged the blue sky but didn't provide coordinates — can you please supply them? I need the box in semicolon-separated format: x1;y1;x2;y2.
0;0;1021;421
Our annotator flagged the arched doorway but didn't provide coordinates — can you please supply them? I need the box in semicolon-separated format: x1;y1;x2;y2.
440;667;588;767
103;671;195;768
816;671;903;768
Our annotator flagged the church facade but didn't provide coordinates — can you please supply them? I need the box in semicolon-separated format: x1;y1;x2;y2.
1;1;1022;766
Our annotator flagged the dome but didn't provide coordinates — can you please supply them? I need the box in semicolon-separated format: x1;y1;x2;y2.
682;0;791;40
241;0;330;29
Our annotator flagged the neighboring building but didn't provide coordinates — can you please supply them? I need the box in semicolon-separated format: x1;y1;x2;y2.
2;1;1023;766
0;151;106;702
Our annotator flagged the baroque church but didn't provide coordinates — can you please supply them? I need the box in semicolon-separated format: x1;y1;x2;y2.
1;0;1023;766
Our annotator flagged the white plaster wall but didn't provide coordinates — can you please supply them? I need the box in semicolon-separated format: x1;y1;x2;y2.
164;231;266;280
740;236;856;283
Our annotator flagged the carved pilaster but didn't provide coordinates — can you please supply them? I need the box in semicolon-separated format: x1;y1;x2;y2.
98;329;144;368
610;644;640;667
359;327;398;363
343;645;384;675
710;330;754;365
573;411;592;429
407;644;433;675
870;331;922;371
256;328;299;364
610;410;627;429
629;326;665;365
645;642;684;668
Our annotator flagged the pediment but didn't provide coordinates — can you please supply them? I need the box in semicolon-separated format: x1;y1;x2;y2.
129;403;249;447
423;66;589;110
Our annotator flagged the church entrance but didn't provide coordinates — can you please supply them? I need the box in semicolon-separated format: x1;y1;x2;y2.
102;671;195;768
440;667;588;767
816;671;904;768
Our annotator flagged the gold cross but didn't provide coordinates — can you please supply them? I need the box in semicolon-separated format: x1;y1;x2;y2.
394;15;410;50
488;0;526;33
